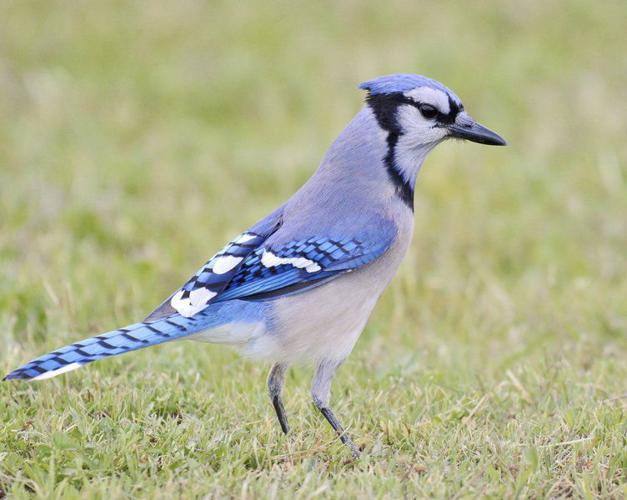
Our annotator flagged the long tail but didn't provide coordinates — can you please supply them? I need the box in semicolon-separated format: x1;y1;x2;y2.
3;314;202;381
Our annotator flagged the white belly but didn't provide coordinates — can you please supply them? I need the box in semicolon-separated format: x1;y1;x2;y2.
185;275;380;364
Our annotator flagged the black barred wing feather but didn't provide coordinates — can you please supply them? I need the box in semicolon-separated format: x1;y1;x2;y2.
214;231;395;302
143;231;267;321
145;207;285;321
166;231;266;317
149;215;395;318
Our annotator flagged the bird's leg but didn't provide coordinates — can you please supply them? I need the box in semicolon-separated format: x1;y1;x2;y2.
311;359;360;458
267;362;289;434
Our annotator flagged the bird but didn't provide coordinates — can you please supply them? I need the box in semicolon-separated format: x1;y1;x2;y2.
4;73;506;456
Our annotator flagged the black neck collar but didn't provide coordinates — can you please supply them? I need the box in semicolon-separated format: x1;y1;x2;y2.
366;93;415;210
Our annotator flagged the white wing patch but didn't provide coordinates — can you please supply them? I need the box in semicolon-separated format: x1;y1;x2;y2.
32;362;82;381
235;233;256;244
171;288;217;317
166;231;261;317
211;255;243;274
261;250;321;273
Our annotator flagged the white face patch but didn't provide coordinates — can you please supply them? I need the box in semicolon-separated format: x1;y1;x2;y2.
395;105;449;145
171;288;217;317
211;255;243;274
404;87;451;115
390;104;449;190
32;362;82;381
261;251;321;273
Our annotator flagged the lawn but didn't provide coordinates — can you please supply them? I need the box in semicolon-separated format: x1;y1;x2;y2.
0;0;625;497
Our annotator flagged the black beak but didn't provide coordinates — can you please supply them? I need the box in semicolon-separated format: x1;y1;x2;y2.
448;119;507;146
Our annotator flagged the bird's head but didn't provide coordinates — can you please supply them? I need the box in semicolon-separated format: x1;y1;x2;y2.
354;74;506;206
360;73;506;149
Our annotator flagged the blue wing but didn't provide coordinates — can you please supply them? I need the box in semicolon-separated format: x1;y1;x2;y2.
215;234;393;301
145;207;284;321
149;209;396;318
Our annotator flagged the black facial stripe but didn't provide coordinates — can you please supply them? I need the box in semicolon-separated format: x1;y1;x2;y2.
368;92;462;127
409;95;461;123
444;94;463;123
365;93;415;210
365;93;403;134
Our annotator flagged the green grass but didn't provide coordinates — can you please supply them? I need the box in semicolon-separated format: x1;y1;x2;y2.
1;0;626;497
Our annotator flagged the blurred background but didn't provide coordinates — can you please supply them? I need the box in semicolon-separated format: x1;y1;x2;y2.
0;0;625;497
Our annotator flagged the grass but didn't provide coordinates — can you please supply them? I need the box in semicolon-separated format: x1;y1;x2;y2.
1;0;626;497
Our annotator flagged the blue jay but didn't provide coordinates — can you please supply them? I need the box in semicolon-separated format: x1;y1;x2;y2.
4;74;505;456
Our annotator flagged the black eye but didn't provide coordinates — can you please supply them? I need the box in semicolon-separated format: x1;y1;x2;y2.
418;104;438;119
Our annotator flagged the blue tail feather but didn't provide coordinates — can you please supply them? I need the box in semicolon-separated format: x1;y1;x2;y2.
3;314;197;381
